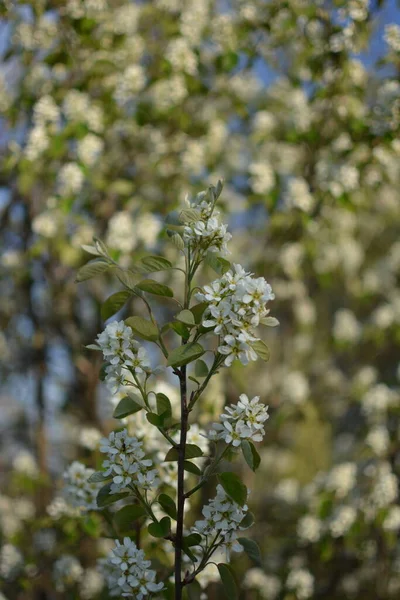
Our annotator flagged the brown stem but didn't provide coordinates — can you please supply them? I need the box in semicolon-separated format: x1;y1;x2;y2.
174;365;189;599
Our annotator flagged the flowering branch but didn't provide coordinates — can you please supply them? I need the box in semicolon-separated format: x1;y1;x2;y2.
69;181;277;599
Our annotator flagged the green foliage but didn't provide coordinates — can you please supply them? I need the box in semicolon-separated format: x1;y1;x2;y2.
167;343;205;367
218;472;248;507
113;395;144;419
217;563;239;600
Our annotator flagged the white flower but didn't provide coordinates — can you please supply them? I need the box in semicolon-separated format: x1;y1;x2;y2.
99;538;163;598
210;394;269;446
53;555;83;592
63;461;102;511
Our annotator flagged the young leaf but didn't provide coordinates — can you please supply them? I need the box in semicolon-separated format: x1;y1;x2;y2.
170;233;184;250
93;237;109;258
125;316;159;341
218;472;248;507
113;395;143;419
81;244;101;256
260;316;280;327
97;483;128;508
156;393;172;418
113;268;141;292
205;253;231;276
158;493;177;520
167;343;205;368
240;511;255;529
136;279;174;298
217;563;238;600
87;471;111;483
241;440;261;472
237;537;262;566
171;321;190;339
138;256;173;273
114;504;147;532
175;309;195;326
164;445;203;461
250;339;270;362
101;291;131;321
76;259;109;282
179;208;201;223
194;359;209;378
147;516;171;538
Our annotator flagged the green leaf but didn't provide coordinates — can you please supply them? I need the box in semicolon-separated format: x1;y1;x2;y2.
250;339;270;362
113;395;144;419
217;563;238;600
240;511;255;529
170;233;184;250
179;208;201;223
114;504;147;532
163;581;175;600
183;461;202;476
175;309;195;326
136;279;174;298
93;237;109;258
194;359;209;378
113;268;141;292
167;343;205;368
87;471;111;483
241;440;261;472
186;580;202;600
164;445;203;461
101;291;131;321
183;533;202;547
171;321;190;339
97;483;129;508
125;316;159;341
86;344;101;351
81;244;101;256
138;256;173;273
190;302;208;324
156;393;172;418
76;259;109;282
158;493;177;520
260;316;280;327
218;472;248;507
205;253;231;276
146;412;163;427
147;516;171;538
237;537;262;566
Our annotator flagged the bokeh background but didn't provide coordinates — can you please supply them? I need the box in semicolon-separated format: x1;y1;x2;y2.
1;1;400;599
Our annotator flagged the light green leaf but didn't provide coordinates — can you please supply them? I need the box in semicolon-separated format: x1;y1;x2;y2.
97;483;129;508
87;471;111;483
86;344;101;351
138;256;173;273
241;440;261;472
205;253;231;276
136;279;173;298
158;493;177;520
167;343;205;368
190;303;208;324
170;233;184;250
164;445;203;461
250;339;270;362
260;316;280;327
76;259;109;282
113;395;144;419
217;563;238;600
125;316;159;341
114;504;147;532
113;268;140;292
194;359;209;378
179;208;201;223
101;291;131;321
237;537;262;566
81;244;101;256
218;472;247;507
176;309;195;326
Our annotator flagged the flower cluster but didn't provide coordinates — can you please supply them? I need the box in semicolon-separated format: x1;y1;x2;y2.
193;484;249;562
99;537;163;598
95;321;150;393
196;264;275;366
63;461;102;511
100;429;159;494
209;394;269;446
183;193;232;255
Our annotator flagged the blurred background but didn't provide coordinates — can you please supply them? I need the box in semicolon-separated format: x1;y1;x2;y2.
0;0;400;599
